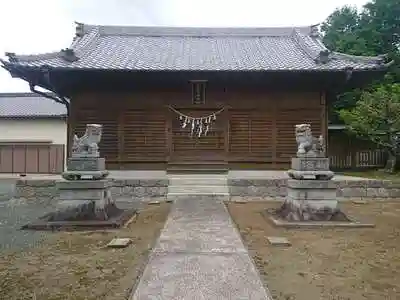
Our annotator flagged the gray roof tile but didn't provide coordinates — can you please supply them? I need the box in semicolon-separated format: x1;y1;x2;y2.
1;24;390;72
0;93;66;118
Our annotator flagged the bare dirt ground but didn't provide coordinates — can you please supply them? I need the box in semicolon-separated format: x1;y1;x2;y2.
0;203;170;300
227;201;400;300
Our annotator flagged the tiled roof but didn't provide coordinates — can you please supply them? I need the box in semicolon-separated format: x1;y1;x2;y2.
0;93;67;118
1;23;390;72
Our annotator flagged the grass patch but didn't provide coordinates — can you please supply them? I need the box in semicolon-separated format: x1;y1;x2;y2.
0;203;171;300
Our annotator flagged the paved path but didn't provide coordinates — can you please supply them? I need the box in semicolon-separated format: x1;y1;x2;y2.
131;197;272;299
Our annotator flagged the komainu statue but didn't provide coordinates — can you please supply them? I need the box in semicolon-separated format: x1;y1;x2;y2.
295;124;325;157
71;124;102;158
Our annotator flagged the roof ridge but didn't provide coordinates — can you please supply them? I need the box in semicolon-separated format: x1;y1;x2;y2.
291;29;320;61
71;23;101;59
74;22;314;37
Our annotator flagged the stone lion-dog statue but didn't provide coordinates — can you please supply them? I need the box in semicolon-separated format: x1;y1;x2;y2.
295;124;325;157
71;124;102;157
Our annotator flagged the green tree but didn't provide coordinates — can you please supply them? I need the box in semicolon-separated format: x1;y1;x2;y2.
321;6;372;56
321;0;400;115
339;84;400;172
321;0;400;170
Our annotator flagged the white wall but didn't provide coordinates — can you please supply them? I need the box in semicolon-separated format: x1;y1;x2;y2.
0;118;67;145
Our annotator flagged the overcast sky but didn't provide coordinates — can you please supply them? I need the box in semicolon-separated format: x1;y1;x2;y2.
0;0;368;92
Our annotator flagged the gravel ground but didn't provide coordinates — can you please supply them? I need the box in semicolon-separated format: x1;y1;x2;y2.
0;180;55;251
0;180;144;252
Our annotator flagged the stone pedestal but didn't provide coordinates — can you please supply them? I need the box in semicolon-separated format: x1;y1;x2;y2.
283;179;339;221
49;180;117;221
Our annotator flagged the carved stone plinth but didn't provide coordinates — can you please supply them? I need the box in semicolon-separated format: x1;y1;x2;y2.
291;157;330;171
67;157;105;171
62;157;109;180
287;157;334;180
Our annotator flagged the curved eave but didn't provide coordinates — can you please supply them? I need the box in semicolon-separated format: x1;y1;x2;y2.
331;51;390;65
0;60;391;74
5;51;61;63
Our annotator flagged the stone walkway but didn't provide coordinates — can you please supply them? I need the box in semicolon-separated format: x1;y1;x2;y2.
131;197;272;299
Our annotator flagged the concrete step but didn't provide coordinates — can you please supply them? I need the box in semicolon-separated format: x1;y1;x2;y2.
168;185;229;194
167;162;229;174
169;178;227;186
167;168;229;174
167;194;230;202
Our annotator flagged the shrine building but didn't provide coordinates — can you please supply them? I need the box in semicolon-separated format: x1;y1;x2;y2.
1;23;391;171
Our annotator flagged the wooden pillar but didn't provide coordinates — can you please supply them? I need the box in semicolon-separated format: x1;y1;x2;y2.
166;107;173;162
320;91;328;154
117;110;125;168
224;108;230;162
67;100;74;160
271;101;277;169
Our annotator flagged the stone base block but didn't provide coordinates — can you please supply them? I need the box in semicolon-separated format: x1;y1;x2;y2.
52;180;116;221
57;179;111;190
276;179;340;221
67;157;105;172
287;179;338;212
21;208;137;231
264;212;375;228
61;170;109;181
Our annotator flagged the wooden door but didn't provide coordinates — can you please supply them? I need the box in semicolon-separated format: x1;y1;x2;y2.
170;108;226;162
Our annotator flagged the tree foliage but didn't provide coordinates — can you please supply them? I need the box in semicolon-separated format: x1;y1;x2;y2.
322;0;400;61
340;84;400;147
322;0;400;170
321;6;371;56
339;84;400;171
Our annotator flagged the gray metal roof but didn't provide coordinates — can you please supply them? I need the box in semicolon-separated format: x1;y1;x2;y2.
1;23;390;72
0;93;67;118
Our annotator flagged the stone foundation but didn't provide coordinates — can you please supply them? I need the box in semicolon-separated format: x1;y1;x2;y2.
228;178;400;201
14;178;168;202
12;177;400;202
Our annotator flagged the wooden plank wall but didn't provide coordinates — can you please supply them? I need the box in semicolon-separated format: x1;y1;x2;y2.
70;89;325;169
0;143;65;174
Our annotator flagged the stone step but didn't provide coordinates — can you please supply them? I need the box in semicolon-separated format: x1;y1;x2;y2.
168;185;229;194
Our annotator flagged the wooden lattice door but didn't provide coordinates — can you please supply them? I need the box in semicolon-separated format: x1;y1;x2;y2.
170;108;226;162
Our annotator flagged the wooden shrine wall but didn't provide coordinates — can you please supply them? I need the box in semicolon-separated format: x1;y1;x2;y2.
69;87;326;169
